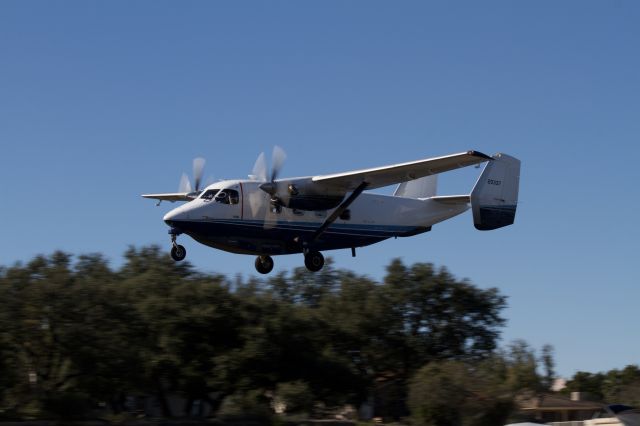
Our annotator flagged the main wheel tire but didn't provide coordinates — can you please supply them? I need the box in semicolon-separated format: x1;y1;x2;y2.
304;251;324;272
255;255;274;274
170;244;187;261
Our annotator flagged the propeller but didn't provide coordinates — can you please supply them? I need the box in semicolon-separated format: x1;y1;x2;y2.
192;157;205;192
179;173;192;193
178;157;207;196
250;152;268;182
248;146;288;229
256;146;287;197
270;145;286;182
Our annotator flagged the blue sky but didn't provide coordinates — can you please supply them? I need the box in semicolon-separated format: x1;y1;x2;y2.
1;1;639;378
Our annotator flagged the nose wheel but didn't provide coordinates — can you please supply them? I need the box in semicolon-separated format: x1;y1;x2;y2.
255;255;274;274
304;250;324;272
171;244;187;261
169;231;186;261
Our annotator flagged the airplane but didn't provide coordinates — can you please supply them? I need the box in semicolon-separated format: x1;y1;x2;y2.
142;148;520;274
607;405;640;426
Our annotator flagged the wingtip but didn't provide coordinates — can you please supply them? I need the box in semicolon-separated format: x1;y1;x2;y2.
467;150;493;161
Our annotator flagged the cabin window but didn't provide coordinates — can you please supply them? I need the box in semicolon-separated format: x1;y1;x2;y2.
215;189;240;205
339;209;351;221
201;189;219;200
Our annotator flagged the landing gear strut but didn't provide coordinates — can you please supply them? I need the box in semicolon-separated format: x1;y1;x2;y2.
304;250;324;272
169;231;186;261
255;255;274;274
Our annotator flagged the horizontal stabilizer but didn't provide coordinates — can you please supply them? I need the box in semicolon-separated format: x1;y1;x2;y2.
429;195;471;205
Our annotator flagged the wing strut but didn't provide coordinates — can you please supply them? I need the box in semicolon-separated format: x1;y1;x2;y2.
310;182;369;243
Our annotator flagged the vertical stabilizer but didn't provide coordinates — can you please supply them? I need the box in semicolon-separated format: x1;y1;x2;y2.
470;153;520;230
394;175;438;198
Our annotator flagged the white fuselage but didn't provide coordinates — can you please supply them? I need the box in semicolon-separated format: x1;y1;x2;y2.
163;180;470;256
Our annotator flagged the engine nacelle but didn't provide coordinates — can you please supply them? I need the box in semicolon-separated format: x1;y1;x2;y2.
285;193;345;211
262;179;346;211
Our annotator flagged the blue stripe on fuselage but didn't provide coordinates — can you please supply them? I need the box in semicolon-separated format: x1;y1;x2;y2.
167;219;424;255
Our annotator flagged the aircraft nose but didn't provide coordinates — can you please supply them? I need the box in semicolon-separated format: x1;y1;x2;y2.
163;206;190;226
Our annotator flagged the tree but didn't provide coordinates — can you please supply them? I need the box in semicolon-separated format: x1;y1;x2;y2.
564;365;640;404
0;249;511;420
408;359;514;426
503;340;542;393
540;344;555;391
317;259;509;419
602;365;640;405
564;372;605;401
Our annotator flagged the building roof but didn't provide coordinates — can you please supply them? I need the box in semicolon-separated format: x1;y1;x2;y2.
519;394;604;411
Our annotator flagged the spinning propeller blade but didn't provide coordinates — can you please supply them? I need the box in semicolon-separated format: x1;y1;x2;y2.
177;157;207;197
248;146;289;229
193;157;206;191
270;145;286;182
251;152;268;182
179;173;192;193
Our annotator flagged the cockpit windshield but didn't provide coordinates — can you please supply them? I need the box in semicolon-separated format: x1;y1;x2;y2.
215;189;240;205
200;189;219;200
200;187;239;205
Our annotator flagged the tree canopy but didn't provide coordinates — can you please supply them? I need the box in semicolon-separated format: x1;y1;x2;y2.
564;365;640;406
0;246;510;420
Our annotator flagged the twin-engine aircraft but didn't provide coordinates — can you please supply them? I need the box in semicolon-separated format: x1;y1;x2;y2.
142;148;520;274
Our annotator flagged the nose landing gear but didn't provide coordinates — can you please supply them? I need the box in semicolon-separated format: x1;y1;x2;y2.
171;244;187;261
169;229;186;261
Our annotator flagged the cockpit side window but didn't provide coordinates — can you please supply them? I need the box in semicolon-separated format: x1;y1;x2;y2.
215;189;240;205
201;189;219;200
228;189;239;205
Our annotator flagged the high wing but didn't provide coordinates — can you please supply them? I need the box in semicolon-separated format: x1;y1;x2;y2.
311;150;492;191
141;192;195;202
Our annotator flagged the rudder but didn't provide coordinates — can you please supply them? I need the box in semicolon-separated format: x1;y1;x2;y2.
470;153;520;230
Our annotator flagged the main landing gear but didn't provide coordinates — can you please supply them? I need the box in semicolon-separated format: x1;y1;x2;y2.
253;250;325;274
304;250;324;272
255;256;274;274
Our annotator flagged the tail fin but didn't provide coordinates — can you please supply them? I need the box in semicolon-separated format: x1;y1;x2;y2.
470;153;520;231
394;175;437;198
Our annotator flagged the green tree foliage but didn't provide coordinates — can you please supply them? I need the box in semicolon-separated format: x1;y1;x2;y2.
540;344;555;391
0;249;509;420
602;365;640;406
408;359;514;426
502;340;543;393
564;371;606;401
407;342;559;426
565;365;640;405
315;259;507;418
